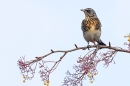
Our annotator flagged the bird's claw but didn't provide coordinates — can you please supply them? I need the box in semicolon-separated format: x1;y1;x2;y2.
87;45;91;50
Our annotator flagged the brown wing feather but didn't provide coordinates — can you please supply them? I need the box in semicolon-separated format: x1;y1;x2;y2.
81;19;90;32
93;18;102;30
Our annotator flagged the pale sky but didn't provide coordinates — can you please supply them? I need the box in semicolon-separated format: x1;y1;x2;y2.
0;0;130;86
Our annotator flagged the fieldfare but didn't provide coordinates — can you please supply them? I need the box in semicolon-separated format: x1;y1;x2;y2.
81;8;106;47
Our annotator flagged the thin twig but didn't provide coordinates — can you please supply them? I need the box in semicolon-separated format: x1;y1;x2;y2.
28;45;130;65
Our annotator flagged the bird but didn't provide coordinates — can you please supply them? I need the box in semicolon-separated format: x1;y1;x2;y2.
81;8;106;48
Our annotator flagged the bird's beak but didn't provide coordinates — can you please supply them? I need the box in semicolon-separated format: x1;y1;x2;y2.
81;9;85;12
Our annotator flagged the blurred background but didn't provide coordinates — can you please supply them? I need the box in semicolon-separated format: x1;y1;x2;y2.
0;0;130;86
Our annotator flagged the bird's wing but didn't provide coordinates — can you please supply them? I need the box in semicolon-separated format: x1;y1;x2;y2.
93;18;102;30
81;19;90;32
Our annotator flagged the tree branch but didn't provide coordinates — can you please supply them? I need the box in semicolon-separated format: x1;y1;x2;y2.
17;42;130;85
28;44;130;65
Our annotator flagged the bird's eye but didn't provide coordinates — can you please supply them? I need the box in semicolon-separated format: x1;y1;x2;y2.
86;10;91;13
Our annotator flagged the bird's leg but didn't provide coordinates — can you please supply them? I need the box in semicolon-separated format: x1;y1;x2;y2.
87;42;91;50
93;41;96;45
94;41;100;49
93;40;100;50
92;40;96;45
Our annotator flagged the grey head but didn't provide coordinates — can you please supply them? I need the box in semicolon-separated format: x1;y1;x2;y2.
81;8;97;18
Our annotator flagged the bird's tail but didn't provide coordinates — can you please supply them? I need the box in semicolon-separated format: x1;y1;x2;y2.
97;39;106;46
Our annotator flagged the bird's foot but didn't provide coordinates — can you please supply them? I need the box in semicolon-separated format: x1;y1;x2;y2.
87;45;91;50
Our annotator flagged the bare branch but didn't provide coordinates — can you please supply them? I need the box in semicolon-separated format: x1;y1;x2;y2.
17;43;130;85
27;44;130;65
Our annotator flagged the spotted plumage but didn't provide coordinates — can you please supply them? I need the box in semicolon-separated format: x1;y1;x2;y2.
81;8;106;46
